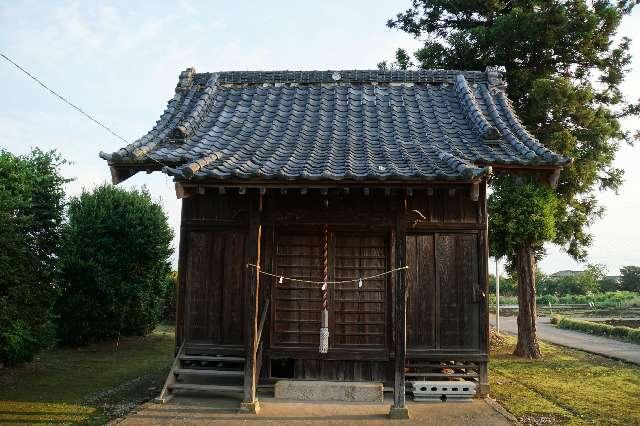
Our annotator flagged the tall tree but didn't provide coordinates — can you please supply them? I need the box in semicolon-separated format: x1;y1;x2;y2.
620;266;640;292
387;0;638;357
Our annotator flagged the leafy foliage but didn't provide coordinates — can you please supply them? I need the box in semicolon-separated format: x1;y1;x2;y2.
538;264;606;295
488;274;518;296
620;265;640;292
162;271;178;322
56;184;173;345
0;149;68;364
488;176;558;259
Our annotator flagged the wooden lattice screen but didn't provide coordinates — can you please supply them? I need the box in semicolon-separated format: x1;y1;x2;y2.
271;230;389;353
332;234;388;349
272;232;323;348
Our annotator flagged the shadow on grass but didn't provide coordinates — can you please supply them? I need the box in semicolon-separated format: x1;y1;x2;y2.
490;334;640;425
0;324;175;425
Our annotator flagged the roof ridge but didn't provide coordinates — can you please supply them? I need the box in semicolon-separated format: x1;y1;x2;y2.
182;68;504;86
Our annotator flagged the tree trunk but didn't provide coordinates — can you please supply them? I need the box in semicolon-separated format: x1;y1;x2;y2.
513;242;542;359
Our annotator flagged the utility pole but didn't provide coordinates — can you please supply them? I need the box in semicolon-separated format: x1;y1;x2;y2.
495;257;500;333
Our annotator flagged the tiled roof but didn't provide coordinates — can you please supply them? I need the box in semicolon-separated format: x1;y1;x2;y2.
100;68;570;182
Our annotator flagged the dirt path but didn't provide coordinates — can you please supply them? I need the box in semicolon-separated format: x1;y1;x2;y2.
491;315;640;364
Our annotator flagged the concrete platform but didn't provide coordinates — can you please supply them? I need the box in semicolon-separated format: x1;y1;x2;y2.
118;393;515;425
274;380;384;402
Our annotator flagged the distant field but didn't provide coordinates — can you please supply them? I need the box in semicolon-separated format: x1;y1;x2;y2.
593;319;640;328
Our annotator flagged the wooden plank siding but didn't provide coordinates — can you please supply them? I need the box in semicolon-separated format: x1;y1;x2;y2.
174;184;488;385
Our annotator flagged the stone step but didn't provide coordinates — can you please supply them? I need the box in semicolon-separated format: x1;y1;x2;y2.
274;380;383;403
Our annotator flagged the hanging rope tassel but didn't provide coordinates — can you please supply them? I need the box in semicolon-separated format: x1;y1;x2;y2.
320;225;329;354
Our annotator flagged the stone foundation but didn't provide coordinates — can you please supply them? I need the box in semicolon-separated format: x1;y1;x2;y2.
274;380;383;403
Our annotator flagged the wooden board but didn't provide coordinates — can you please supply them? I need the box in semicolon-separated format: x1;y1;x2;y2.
185;230;246;344
406;233;481;351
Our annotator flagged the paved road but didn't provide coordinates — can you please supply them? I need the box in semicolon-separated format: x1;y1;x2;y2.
491;315;640;365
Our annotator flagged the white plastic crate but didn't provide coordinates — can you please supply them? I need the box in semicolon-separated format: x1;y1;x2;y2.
411;381;476;401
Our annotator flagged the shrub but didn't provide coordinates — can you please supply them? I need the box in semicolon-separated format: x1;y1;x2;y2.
556;317;640;344
162;271;178;322
0;149;67;364
56;185;173;345
620;266;640;292
538;294;559;305
549;314;562;325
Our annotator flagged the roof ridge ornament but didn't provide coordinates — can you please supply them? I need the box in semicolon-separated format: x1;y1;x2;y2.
177;67;196;91
454;74;502;141
485;66;506;89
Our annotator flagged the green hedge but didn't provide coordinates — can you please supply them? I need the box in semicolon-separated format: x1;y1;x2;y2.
553;316;640;344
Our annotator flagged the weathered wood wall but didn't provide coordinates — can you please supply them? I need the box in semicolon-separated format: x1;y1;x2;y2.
175;183;488;384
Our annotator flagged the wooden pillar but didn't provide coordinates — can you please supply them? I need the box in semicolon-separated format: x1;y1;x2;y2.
478;179;490;396
241;191;262;414
175;199;188;353
389;195;409;419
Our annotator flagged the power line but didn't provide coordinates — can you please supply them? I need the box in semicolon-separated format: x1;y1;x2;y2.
0;52;173;171
1;52;129;144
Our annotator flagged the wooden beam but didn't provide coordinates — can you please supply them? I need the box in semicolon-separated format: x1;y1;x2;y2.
241;193;262;414
175;182;196;199
390;196;409;419
109;166;137;185
548;168;561;188
470;181;480;201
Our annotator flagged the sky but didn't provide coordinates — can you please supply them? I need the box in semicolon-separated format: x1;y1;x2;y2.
1;1;639;276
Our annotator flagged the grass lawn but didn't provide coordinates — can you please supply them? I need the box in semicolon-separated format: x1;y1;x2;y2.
490;333;640;425
0;324;175;425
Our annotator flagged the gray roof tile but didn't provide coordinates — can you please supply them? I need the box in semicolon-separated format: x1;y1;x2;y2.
100;68;570;182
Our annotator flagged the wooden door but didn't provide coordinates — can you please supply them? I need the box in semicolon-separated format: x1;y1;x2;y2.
185;230;246;344
406;233;481;351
